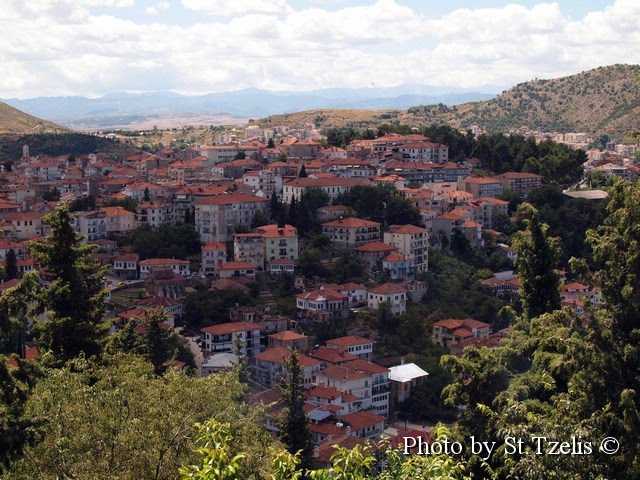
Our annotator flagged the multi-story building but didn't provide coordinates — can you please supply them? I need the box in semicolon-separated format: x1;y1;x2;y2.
282;177;365;204
315;366;373;411
497;172;542;198
122;181;168;201
3;212;44;240
201;241;227;275
388;362;429;411
112;253;140;279
251;347;322;388
457;177;503;198
200;321;263;356
471;197;509;230
75;210;107;241
195;193;269;243
241;169;282;199
234;234;265;269
101;206;135;234
322;217;381;250
394;141;449;163
253;224;299;266
0;239;28;261
367;283;408;316
267;331;309;350
383;224;429;273
344;359;390;417
135;201;177;228
139;258;191;278
325;336;374;360
382;161;469;184
296;289;349;320
199;145;254;165
381;253;415;280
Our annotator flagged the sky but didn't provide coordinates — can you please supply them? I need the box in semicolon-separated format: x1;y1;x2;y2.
0;0;638;99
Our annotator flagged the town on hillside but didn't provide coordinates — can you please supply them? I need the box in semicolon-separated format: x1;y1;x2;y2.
0;120;628;461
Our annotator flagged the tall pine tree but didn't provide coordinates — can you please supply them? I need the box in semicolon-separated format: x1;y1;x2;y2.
5;249;18;280
512;203;561;318
279;350;313;474
28;204;108;362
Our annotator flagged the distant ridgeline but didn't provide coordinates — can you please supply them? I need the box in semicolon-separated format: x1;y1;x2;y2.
0;133;132;160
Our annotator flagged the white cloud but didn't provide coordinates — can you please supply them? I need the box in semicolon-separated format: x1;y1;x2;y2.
0;0;639;98
181;0;292;16
146;0;169;15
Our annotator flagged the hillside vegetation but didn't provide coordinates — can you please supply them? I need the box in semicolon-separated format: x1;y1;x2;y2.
0;102;68;134
250;108;396;129
256;65;640;135
438;64;640;134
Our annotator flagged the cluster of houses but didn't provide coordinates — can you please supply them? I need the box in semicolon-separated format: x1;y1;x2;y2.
2;124;610;458
193;303;429;455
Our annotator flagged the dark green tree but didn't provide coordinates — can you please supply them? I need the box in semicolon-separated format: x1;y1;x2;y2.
267;138;275;148
298;164;307;178
42;187;60;202
143;187;151;202
28;205;109;362
0;357;35;473
512;203;561;318
288;196;298;226
270;191;281;223
4;249;18;280
279;350;313;473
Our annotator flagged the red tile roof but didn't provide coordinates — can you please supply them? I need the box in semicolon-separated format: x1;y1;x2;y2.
322;217;381;228
309;346;358;364
386;224;425;234
200;321;262;335
369;283;407;295
326;335;373;348
353;242;397;253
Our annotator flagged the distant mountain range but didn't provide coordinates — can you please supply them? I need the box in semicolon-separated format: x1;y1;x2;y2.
1;86;496;130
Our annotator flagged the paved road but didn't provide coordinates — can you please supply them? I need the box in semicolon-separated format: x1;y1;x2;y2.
184;334;204;376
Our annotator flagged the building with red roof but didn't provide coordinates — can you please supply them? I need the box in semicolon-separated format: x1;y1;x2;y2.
432;318;492;350
251;346;322;388
322;217;381;250
296;288;349;320
367;282;409;316
194;193;269;243
200;321;263;357
325;335;374;360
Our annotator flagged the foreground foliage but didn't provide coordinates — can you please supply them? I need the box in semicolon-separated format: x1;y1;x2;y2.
182;420;475;480
3;354;272;480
